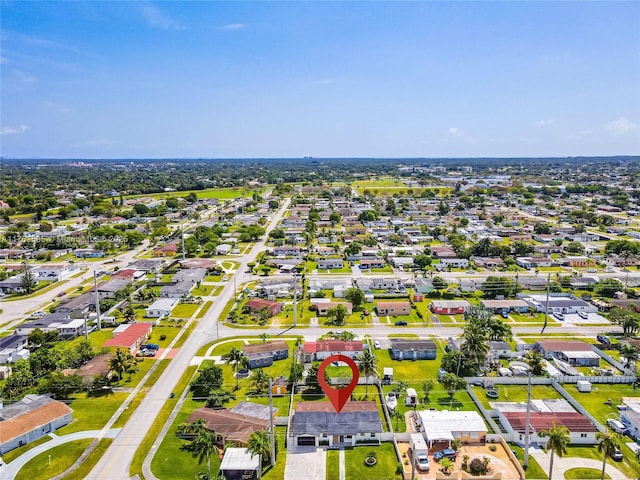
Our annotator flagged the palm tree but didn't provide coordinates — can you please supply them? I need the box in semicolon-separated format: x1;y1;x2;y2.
181;424;218;479
251;368;271;394
225;347;248;390
123;306;136;323
259;333;268;343
246;430;272;468
391;409;404;431
109;348;133;381
540;422;570;480
487;317;513;342
620;344;638;373
596;431;620;480
356;349;378;398
461;323;489;369
439;457;454;475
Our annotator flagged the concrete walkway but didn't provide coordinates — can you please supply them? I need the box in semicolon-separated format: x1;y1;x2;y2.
0;429;121;480
284;447;326;480
339;449;345;480
527;444;629;480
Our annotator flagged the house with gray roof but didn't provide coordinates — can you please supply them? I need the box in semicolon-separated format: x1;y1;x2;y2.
291;401;383;448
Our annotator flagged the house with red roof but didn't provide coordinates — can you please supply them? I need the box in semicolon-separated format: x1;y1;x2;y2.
301;340;364;362
243;299;283;317
494;399;598;445
103;322;153;353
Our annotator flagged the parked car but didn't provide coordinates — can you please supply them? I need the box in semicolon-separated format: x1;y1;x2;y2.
415;453;430;471
137;349;156;357
32;310;46;317
433;449;457;462
57;291;67;297
578;312;589;319
141;343;159;350
373;341;381;349
597;334;611;345
501;310;509;318
555;313;564;321
611;449;623;461
394;320;408;326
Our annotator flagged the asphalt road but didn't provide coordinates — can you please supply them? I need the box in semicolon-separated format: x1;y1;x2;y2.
85;198;291;480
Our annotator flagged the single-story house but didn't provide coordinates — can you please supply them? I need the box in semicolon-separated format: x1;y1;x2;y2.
534;340;600;367
301;340;364;362
416;410;487;447
480;299;529;313
145;297;179;318
272;246;305;256
390;338;437;360
74;248;104;258
376;301;411;316
437;257;469;269
488;341;513;359
0;395;73;454
216;244;233;255
470;256;505;269
93;279;131;299
242;340;289;369
291;401;383;447
558;256;596;268
515;257;553;269
33;264;76;281
499;410;597;445
359;259;387;270
429;300;471;315
103;322;153;353
186;407;269;446
62;353;112;387
430;246;457;258
152;242;178;257
244;299;284;317
524;295;598;314
15;313;86;339
0;335;29;363
271;376;288;396
219;448;261;480
311;300;353;316
317;259;344;270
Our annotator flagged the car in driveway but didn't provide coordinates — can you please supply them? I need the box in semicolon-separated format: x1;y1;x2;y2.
394;320;408;326
433;449;457;462
611;449;623;461
415;453;430;471
373;340;381;349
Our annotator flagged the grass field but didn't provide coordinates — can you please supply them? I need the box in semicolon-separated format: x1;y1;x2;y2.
344;443;400;480
326;450;339;480
509;445;548;479
60;438;113;480
564;468;609;479
196;300;213;318
171;303;200;318
470;385;561;410
15;439;92;480
125;186;259;201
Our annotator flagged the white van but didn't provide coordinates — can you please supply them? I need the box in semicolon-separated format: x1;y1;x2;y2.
607;418;626;434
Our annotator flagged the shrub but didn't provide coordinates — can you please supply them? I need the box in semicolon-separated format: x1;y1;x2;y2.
159;334;167;341
488;444;497;452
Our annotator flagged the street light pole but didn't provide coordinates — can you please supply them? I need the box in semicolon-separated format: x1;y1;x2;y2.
524;372;532;469
293;275;297;327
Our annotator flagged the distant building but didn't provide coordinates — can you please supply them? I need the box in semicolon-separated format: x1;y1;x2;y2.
390;338;437;360
242;340;289;369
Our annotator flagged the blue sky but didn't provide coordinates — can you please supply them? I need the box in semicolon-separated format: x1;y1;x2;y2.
1;1;639;158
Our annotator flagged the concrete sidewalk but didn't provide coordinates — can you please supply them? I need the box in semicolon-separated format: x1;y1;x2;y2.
0;429;121;480
527;444;629;480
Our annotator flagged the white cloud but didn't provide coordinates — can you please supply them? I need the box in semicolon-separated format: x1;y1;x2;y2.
138;2;184;30
12;69;36;83
536;119;555;127
219;23;246;31
1;125;28;135
315;78;341;85
448;127;463;136
43;101;71;114
604;117;638;136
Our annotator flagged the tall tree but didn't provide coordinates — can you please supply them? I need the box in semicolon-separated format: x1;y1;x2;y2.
440;373;466;400
461;322;489;369
540;422;570;480
344;288;365;311
224;347;248;390
356;349;378;398
108;349;133;381
20;261;37;294
180;422;219;479
596;431;620;480
246;430;272;467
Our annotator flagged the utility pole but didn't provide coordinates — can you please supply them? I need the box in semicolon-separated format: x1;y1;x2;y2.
541;273;551;334
94;270;101;330
181;233;185;260
268;378;276;467
293;274;298;327
83;313;88;340
523;372;532;468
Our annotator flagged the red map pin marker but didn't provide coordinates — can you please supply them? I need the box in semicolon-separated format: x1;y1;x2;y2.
317;354;359;413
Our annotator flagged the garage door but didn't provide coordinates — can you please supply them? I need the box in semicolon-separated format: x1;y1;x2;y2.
297;436;315;446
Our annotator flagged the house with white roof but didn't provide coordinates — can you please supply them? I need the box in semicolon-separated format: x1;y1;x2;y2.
416;410;487;447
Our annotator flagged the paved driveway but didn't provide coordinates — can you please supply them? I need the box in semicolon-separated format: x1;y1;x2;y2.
528;444;629;480
284;447;326;480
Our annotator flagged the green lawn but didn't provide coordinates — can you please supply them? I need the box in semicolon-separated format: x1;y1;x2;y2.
261;426;287;480
344;444;400;480
150;411;221;480
564;468;610;479
1;436;52;463
192;285;214;296
564;446;639;479
56;392;129;434
15;439;92;480
172;303;200;318
125;186;257;200
326;450;339;480
509;445;547;479
196;300;213;318
470;385;561;410
60;438;113;480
